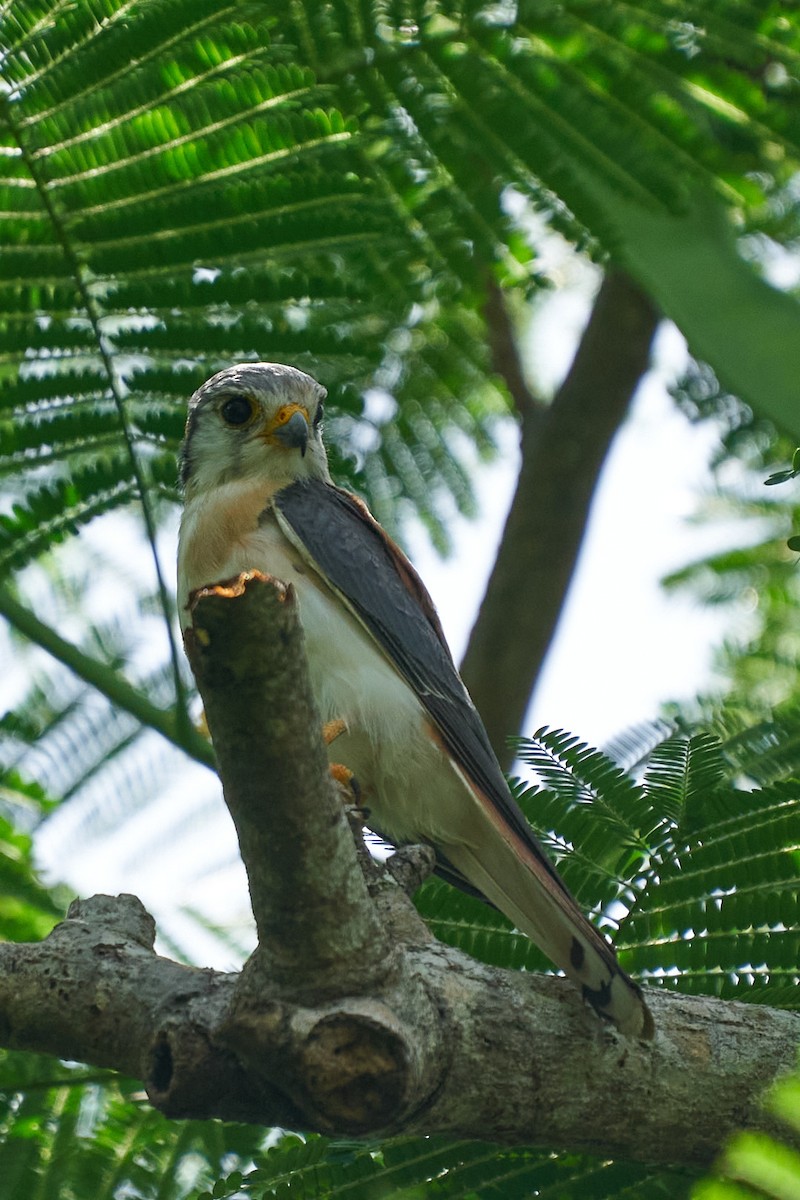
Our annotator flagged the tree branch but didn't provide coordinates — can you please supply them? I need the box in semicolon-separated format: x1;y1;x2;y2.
1;573;798;1164
183;572;391;1002
482;276;544;422
461;270;660;767
1;891;797;1161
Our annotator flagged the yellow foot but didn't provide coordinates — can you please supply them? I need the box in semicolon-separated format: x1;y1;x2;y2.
196;710;211;740
324;720;367;816
330;760;359;800
323;718;349;746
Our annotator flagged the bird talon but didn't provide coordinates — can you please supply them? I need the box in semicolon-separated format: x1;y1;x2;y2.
330;761;361;804
332;764;369;823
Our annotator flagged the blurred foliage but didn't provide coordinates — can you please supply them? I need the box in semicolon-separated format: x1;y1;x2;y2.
2;0;800;1197
692;1064;800;1200
0;772;66;943
200;1133;697;1199
0;1052;268;1200
666;364;800;728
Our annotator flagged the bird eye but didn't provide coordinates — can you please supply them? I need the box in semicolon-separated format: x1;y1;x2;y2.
220;395;255;427
312;399;324;430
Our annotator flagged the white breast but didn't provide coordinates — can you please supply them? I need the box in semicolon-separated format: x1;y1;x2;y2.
178;482;449;843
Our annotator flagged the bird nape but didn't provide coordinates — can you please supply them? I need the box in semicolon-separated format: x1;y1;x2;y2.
177;361;654;1039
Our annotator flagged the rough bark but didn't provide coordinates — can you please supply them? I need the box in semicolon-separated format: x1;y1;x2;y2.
0;574;797;1164
461;271;660;767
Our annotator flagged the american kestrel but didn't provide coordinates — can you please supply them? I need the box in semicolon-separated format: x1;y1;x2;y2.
177;362;653;1038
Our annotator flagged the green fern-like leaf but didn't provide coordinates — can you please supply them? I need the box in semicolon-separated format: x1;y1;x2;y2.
721;704;800;786
0;0;509;576
3;0;800;597
641;732;727;828
0;790;66;943
446;726;800;1007
0;1054;266;1200
0;458;135;572
219;1132;696;1199
624;776;800;1000
512;728;661;913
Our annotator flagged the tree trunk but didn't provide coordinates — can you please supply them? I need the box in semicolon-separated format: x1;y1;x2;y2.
461;271;660;767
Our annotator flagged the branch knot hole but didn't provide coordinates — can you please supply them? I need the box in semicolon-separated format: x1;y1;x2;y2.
149;1032;174;1097
300;1012;407;1134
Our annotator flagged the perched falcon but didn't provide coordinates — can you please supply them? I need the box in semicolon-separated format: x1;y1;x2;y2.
178;362;653;1039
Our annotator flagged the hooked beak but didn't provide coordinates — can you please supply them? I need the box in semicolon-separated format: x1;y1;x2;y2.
265;404;310;457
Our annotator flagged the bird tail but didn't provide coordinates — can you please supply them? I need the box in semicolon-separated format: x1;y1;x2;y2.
442;800;654;1039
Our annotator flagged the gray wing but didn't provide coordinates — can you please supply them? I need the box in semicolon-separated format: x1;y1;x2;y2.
272;478;571;899
274;480;654;1038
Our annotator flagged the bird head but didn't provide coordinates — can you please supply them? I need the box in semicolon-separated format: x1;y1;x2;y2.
179;362;330;497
